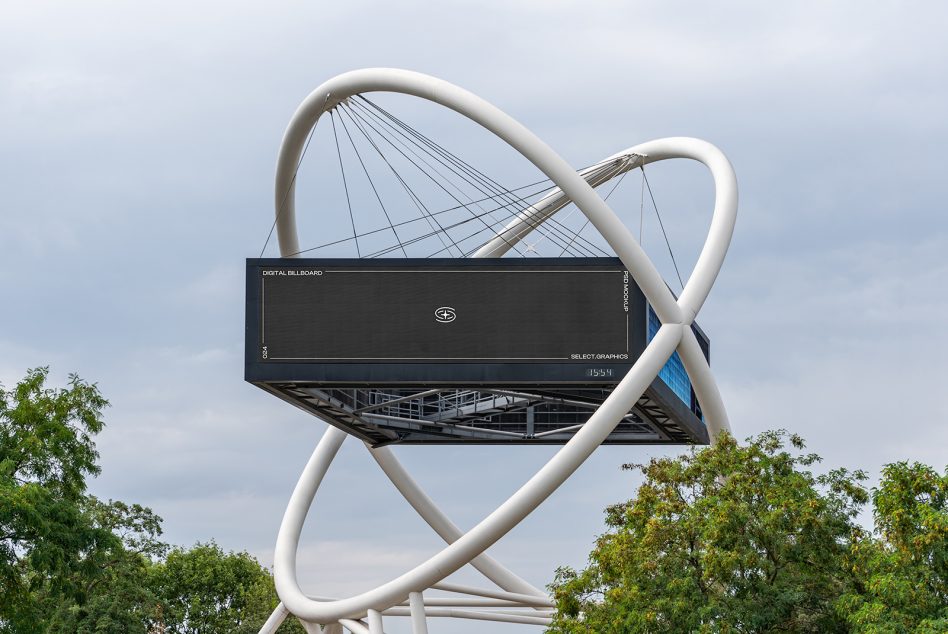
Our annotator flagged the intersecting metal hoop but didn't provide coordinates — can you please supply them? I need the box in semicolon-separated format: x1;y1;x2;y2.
264;68;738;631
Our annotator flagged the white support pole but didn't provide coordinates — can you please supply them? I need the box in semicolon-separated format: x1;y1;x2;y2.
299;621;325;634
366;609;383;634
678;326;731;441
430;582;554;606
381;607;552;626
368;445;548;598
408;592;428;634
338;620;370;634
258;603;290;634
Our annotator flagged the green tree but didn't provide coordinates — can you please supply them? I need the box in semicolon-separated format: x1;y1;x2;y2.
1;369;302;633
0;368;113;631
41;497;167;633
149;541;303;634
837;461;948;632
548;431;868;633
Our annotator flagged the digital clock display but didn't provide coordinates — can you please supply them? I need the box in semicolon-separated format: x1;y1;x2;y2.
585;368;616;378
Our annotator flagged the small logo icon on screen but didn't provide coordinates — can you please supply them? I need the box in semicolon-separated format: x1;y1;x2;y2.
435;307;456;323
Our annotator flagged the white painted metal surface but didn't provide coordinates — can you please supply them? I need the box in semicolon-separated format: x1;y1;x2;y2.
408;592;428;634
260;68;738;632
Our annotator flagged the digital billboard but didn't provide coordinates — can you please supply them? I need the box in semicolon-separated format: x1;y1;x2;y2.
244;258;710;446
246;258;646;385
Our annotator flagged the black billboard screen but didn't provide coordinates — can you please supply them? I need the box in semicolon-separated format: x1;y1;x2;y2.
252;259;632;364
245;258;649;386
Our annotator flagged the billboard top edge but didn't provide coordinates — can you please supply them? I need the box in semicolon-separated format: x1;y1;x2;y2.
247;256;625;267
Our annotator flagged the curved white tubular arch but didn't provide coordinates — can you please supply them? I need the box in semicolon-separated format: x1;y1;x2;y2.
679;327;730;439
270;68;737;626
367;445;548;599
473;137;737;323
475;136;737;437
473;153;643;258
275;325;683;624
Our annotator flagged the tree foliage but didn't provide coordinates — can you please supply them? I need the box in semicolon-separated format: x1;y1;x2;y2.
0;369;302;633
0;367;112;629
38;497;166;633
549;431;948;633
149;542;294;634
9;368;944;633
837;461;948;632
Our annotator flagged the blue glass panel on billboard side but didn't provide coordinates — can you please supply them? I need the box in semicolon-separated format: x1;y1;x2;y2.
647;305;695;411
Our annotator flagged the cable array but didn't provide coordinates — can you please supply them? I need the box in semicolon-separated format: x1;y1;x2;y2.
270;97;646;261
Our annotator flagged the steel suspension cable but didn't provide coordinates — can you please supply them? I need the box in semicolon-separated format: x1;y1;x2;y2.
347;100;589;259
330;111;361;257
557;169;631;257
281;96;621;260
283;178;558;258
348;98;518;230
350;100;595;259
363;186;564;258
337;103;462;257
332;107;408;257
341;102;528;257
642;167;685;290
355;97;606;257
355;96;616;257
259;117;318;258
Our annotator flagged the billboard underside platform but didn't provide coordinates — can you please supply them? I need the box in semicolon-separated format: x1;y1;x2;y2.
256;383;708;446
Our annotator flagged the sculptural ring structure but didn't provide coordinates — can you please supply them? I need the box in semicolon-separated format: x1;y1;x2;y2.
258;68;738;633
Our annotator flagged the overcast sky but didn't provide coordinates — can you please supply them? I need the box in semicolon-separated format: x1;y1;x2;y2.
2;2;947;632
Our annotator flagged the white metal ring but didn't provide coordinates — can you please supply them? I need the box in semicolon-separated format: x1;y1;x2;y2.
267;68;737;627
